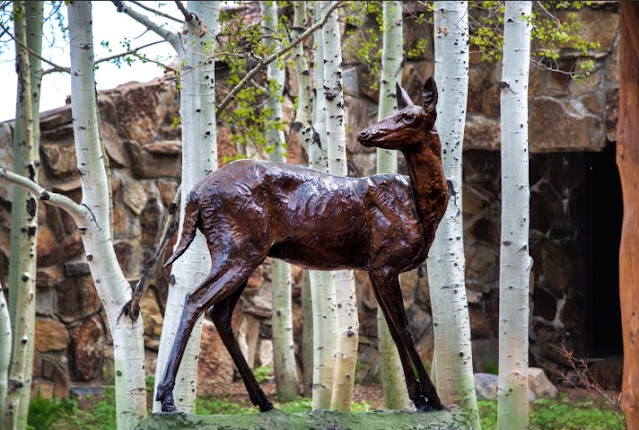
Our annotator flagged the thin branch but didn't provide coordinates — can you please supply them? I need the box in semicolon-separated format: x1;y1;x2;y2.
112;0;179;49
94;39;166;65
130;0;182;23
216;0;344;115
120;186;181;321
174;0;192;22
0;19;70;73
0;168;86;221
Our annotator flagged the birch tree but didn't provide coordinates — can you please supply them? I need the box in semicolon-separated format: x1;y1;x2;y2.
320;1;359;411
375;0;410;410
111;0;220;412
428;2;480;427
4;2;42;428
309;2;337;410
260;0;299;402
291;0;316;397
497;2;533;429
0;281;10;426
1;3;148;428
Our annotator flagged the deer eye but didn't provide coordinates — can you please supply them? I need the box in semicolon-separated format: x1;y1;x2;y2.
403;114;415;124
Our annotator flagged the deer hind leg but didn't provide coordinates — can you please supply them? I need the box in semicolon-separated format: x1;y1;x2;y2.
370;271;443;412
207;282;273;412
156;260;261;413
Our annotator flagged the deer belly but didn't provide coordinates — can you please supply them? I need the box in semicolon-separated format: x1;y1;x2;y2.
268;239;368;270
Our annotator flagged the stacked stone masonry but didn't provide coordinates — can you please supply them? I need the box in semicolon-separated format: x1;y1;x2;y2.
0;2;621;397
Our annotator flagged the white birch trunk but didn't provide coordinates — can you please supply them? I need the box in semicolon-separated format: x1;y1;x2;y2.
0;281;10;426
260;0;300;402
497;3;533;429
429;2;480;427
153;1;220;413
5;3;37;427
67;3;147;428
310;2;336;410
375;0;410;410
321;2;359;411
292;2;315;397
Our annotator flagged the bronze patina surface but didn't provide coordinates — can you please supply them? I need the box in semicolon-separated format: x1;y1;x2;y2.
155;78;448;413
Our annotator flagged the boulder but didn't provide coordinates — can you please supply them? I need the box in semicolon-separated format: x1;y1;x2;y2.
198;319;235;390
71;315;105;381
35;318;69;352
528;367;558;398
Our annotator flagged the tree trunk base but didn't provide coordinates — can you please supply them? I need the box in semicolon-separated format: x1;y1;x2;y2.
136;409;473;430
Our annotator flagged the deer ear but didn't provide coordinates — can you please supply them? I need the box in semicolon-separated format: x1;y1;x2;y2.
423;77;438;113
396;82;413;110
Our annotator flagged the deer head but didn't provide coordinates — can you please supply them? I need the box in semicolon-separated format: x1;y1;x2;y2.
357;77;438;151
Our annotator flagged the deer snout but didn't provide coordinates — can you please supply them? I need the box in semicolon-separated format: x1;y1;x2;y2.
357;130;371;143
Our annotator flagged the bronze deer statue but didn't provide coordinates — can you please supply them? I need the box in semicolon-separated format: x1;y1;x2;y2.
155;77;448;413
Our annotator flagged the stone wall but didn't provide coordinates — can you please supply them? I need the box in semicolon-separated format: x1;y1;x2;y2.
0;2;622;397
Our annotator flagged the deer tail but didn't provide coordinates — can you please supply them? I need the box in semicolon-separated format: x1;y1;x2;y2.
164;191;200;267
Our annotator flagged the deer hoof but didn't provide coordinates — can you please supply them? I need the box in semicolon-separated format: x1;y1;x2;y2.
258;400;274;412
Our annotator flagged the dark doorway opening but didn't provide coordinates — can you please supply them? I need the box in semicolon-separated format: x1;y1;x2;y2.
584;144;624;358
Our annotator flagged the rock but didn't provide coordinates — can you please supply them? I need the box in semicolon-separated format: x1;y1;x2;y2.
56;276;102;323
141;198;162;245
605;88;619;142
101;122;129;167
197;319;235;388
342;68;359;97
464;115;500;150
156;180;179;208
606;40;620;83
41;142;77;178
469;305;491;339
0;123;14;200
112;203;141;240
64;262;90;277
258;339;273;368
471;339;498;374
122;179;148;215
32;380;55;399
126;140;182;179
345;95;375;155
569;71;601;98
568;9;619;54
114;82;169;144
41;355;71;398
38;231;84;266
36;287;57;316
532;287;557;321
140;290;163;350
474;373;498;399
71;315;105;381
529;97;604;152
35;318;70;352
528;367;558;398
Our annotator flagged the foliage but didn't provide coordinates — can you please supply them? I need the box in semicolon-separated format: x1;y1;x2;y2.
478;396;626;430
195;396;257;415
342;1;383;91
27;392;77;430
253;365;273;383
468;1;601;79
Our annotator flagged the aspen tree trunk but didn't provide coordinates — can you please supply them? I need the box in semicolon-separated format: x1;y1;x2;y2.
151;2;220;413
321;1;359;411
5;2;39;427
0;281;10;426
618;4;639;428
497;3;533;429
260;1;299;402
309;2;337;410
428;2;480;427
375;0;410;411
67;3;147;428
291;1;315;398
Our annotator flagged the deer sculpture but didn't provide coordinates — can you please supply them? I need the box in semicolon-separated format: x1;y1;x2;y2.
155;77;448;413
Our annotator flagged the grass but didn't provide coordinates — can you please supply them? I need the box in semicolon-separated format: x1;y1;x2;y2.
478;395;626;430
30;389;624;430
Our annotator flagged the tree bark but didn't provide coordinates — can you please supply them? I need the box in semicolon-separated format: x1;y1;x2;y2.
375;0;410;411
320;1;359;412
68;3;147;428
5;2;39;427
309;2;337;410
497;3;533;430
618;3;639;429
428;2;479;427
152;2;220;413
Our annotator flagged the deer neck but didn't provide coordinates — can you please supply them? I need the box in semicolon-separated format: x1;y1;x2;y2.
402;132;448;231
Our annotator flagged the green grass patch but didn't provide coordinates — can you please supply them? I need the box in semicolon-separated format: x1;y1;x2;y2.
478;397;625;430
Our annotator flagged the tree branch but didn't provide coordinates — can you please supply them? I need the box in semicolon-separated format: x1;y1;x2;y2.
216;0;344;115
120;186;181;321
94;39;166;65
130;0;182;23
0;168;86;221
174;0;192;22
111;0;179;49
0;20;70;73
